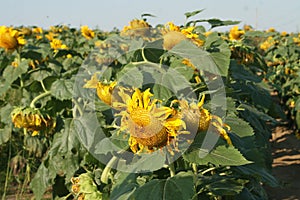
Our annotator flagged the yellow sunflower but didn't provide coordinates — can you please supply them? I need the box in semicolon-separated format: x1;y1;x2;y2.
179;95;232;145
115;88;184;153
83;73;117;105
11;107;56;136
229;26;245;41
121;19;151;37
0;26;25;51
81;25;95;40
162;22;204;50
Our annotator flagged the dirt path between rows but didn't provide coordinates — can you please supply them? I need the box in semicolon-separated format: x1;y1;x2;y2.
265;126;300;200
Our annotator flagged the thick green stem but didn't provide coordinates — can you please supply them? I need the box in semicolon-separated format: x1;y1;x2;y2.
100;156;118;184
192;163;198;175
169;163;176;177
141;47;148;62
30;91;51;108
72;99;84;116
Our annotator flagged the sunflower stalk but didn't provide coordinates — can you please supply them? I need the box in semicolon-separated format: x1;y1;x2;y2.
168;163;176;177
29;91;51;108
101;156;118;184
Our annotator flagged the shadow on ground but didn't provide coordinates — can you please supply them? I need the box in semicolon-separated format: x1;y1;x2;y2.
265;126;300;200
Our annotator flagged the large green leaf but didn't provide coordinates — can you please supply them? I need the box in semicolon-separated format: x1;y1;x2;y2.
117;63;143;88
132;172;195;200
170;40;230;76
50;79;74;100
183;145;252;166
111;172;138;200
30;162;56;200
225;115;254;137
48;118;83;181
2;59;28;84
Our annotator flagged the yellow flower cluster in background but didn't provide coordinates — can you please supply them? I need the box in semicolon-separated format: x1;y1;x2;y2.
50;38;68;52
0;26;26;51
260;36;275;51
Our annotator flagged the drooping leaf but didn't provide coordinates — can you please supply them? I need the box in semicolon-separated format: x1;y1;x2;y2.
170;40;230;76
30;162;56;200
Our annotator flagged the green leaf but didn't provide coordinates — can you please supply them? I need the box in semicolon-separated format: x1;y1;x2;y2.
2;59;28;84
50;79;74;100
205;177;248;196
170;40;230;76
206;19;240;29
234;164;279;187
225;115;254;137
48;118;83;181
141;13;157;18
31;69;52;81
184;145;252;166
132;172;195;200
30;162;56;200
184;9;205;19
111;172;138;200
0;125;11;145
117;64;143;88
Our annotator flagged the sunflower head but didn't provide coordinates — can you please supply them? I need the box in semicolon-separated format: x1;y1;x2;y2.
117;88;184;153
11;107;56;136
229;26;245;41
81;25;95;40
179;95;232;145
0;26;25;51
83;74;117;105
121;19;151;37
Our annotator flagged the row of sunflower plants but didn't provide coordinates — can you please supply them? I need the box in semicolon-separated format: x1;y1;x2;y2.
0;11;280;199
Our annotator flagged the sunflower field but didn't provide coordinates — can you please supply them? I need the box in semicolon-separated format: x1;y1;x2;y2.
0;10;299;200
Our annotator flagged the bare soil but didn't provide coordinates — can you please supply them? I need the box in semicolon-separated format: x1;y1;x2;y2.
265;126;300;200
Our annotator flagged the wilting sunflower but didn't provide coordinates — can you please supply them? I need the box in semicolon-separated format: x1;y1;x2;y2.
81;25;95;40
11;107;56;136
114;88;184;153
0;26;26;51
83;74;117;105
121;19;151;37
162;22;204;50
179;95;232;145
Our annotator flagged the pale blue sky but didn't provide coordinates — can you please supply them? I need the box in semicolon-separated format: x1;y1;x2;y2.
1;0;300;32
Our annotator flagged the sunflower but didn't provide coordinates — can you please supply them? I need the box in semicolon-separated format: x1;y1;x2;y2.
121;19;151;37
179;95;232;145
229;26;245;41
83;74;117;105
115;88;184;153
81;25;95;40
0;26;25;51
50;38;68;51
11;107;56;136
162;22;204;50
